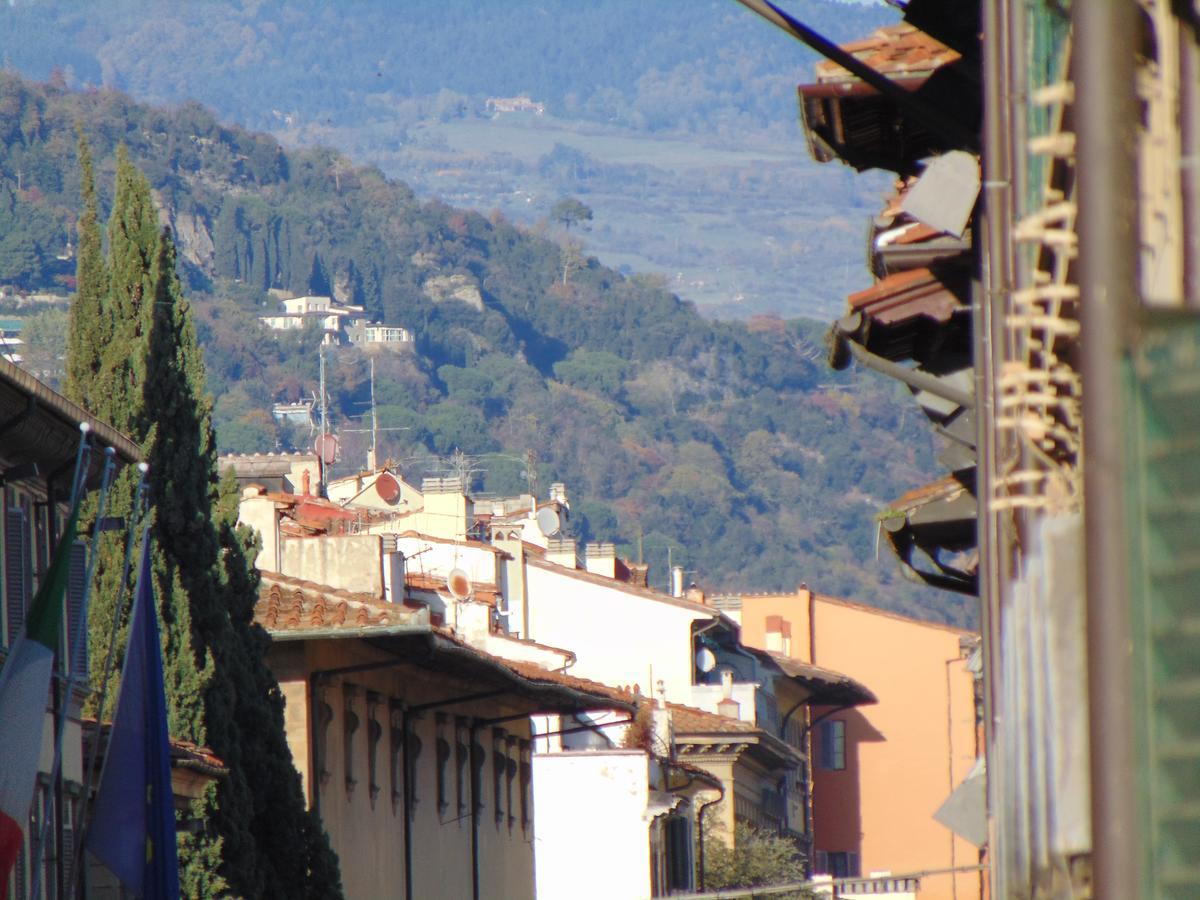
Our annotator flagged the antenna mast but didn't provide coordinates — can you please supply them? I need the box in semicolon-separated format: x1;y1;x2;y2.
368;357;378;471
319;343;328;492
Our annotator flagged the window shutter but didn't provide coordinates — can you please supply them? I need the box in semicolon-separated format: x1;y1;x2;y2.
819;721;833;770
815;850;829;874
848;851;861;878
66;540;88;677
5;508;29;646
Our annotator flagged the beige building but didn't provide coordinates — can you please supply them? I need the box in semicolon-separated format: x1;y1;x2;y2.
254;571;632;900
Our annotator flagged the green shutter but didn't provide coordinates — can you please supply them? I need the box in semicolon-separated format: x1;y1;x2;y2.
1127;313;1200;899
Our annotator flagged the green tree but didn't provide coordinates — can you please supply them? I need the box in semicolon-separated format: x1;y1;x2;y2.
702;822;810;896
71;148;343;899
550;195;593;231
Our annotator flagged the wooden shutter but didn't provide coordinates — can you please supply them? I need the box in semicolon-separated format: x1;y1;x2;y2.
66;540;88;677
5;508;29;646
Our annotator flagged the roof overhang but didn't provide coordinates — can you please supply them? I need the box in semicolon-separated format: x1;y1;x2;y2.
0;358;141;491
760;651;877;708
271;623;635;716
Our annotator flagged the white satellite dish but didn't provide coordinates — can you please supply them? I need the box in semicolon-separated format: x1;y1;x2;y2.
695;647;717;674
446;568;472;601
535;506;561;537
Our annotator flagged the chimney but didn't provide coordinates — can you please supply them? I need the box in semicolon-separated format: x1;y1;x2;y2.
765;615;792;656
625;561;649;588
584;542;616;578
546;537;578;569
548;482;569;505
684;583;706;605
671;565;685;598
717;669;740;719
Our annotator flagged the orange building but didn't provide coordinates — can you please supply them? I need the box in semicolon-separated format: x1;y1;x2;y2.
717;587;982;900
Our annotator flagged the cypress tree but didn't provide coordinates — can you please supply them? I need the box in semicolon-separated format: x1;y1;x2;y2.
73;148;343;898
63;131;108;408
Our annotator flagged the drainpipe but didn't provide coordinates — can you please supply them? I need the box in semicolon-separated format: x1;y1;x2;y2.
695;782;726;892
1074;3;1139;899
836;328;976;410
978;0;1013;893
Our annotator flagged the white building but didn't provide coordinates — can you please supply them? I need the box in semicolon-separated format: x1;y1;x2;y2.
259;294;366;345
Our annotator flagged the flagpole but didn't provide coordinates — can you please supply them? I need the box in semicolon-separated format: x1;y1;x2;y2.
65;461;149;899
28;443;116;900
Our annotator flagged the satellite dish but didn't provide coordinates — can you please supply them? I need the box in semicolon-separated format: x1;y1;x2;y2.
446;568;472;601
375;471;401;504
695;647;717;674
314;433;339;465
535;507;561;537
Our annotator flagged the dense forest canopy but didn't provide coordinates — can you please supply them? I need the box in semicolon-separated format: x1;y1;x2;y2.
0;66;967;626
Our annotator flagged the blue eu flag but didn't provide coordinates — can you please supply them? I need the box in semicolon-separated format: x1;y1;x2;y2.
87;533;180;899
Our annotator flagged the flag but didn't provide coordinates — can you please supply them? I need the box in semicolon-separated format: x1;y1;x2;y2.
86;535;179;899
0;498;81;898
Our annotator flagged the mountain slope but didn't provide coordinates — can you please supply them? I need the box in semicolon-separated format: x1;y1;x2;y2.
0;73;969;626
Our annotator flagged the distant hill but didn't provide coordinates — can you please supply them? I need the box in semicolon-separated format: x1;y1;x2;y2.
0;0;896;320
0;73;970;627
0;0;890;139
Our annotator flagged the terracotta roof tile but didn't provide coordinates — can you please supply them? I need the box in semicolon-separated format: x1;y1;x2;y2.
668;703;757;735
814;23;959;84
254;571;416;633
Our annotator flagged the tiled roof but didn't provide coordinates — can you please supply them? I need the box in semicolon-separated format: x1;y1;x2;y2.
255;572;418;632
765;652;877;706
892;473;972;512
396;530;511;556
848;267;964;326
526;555;720;618
813;23;960;84
668;703;757;736
83;720;227;778
499;657;636;708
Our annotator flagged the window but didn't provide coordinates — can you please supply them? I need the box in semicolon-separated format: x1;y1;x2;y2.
435;713;451;817
65;540;88;677
518;740;532;833
455;717;470;818
505;736;518;829
492;729;507;826
342;684;360;797
819;719;846;771
406;717;424;816
5;502;31;647
316;686;334;787
819;851;859;878
366;693;383;808
389;701;404;815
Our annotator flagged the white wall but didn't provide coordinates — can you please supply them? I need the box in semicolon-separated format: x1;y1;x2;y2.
394;535;500;586
533;751;653;900
524;562;711;704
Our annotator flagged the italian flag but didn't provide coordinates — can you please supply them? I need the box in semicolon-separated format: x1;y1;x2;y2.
0;500;80;899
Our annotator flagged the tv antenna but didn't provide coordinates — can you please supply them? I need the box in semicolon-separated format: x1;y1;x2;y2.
341;358;408;470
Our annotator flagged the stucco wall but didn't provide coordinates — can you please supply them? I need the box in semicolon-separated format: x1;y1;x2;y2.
280;535;383;596
533;751;653;899
272;640;537;900
524;562;710;703
738;591;981;900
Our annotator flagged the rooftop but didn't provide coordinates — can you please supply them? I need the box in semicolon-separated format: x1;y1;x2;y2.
255;571;422;633
812;23;960;85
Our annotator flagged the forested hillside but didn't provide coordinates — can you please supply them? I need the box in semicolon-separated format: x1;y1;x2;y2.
0;0;895;320
0;74;969;626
